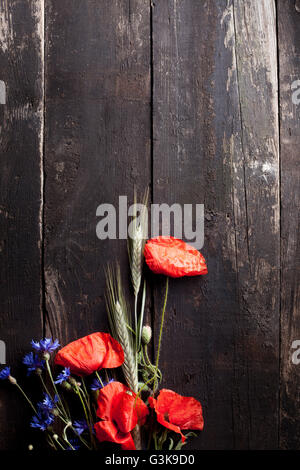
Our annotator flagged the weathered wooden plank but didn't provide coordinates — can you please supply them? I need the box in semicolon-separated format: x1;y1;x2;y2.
44;1;151;345
277;0;300;450
230;0;280;449
0;0;44;449
152;0;280;449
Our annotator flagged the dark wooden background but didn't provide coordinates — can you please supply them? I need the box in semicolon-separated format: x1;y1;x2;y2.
0;0;299;450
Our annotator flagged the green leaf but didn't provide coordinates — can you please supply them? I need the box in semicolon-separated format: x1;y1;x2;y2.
168;437;174;450
174;432;197;450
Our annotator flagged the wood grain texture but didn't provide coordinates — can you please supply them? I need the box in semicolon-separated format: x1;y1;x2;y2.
231;0;280;449
0;0;299;451
0;0;44;449
152;0;280;449
44;0;151;344
277;0;300;450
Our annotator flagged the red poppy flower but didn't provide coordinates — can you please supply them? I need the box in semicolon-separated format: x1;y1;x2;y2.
149;389;204;442
54;332;124;376
94;381;149;450
144;236;207;278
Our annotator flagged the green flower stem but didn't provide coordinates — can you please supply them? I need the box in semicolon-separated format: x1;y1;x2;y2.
38;373;52;398
56;404;92;449
153;432;158;450
53;434;66;450
81;378;88;398
46;433;57;450
134;293;138;365
148;277;170;451
153;276;169;392
75;384;89;423
157;429;168;449
63;397;71;419
81;378;93;414
62;422;75;450
81;378;95;423
143;345;151;366
63;421;71;440
45;359;68;418
139;346;161;393
58;413;91;450
95;371;105;388
75;383;96;449
126;324;136;335
64;439;75;451
73;429;92;450
15;383;37;413
137;280;146;349
143;345;162;379
139;346;146;366
57;412;69;425
136;375;155;401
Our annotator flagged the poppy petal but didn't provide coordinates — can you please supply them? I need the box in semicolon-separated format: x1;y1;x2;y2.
144;236;208;278
96;381;149;433
149;396;185;442
94;421;135;450
134;395;149;426
149;389;204;442
100;333;125;369
96;381;127;421
54;332;124;376
114;391;138;433
115;391;149;433
158;389;204;431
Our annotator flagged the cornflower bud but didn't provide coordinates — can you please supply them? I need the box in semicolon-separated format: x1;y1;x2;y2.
69;377;81;387
62;381;72;391
8;375;17;385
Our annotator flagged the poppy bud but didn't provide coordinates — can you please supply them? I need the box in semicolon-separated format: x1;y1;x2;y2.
28;445;33;451
141;325;152;345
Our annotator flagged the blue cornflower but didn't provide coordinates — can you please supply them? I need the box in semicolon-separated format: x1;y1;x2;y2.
23;352;45;375
31;394;58;431
30;408;54;431
31;338;60;354
67;438;81;450
39;393;59;411
73;420;89;436
54;367;70;384
90;377;114;391
0;367;11;380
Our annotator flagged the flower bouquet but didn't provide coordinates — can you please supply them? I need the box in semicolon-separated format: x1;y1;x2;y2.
0;193;207;450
